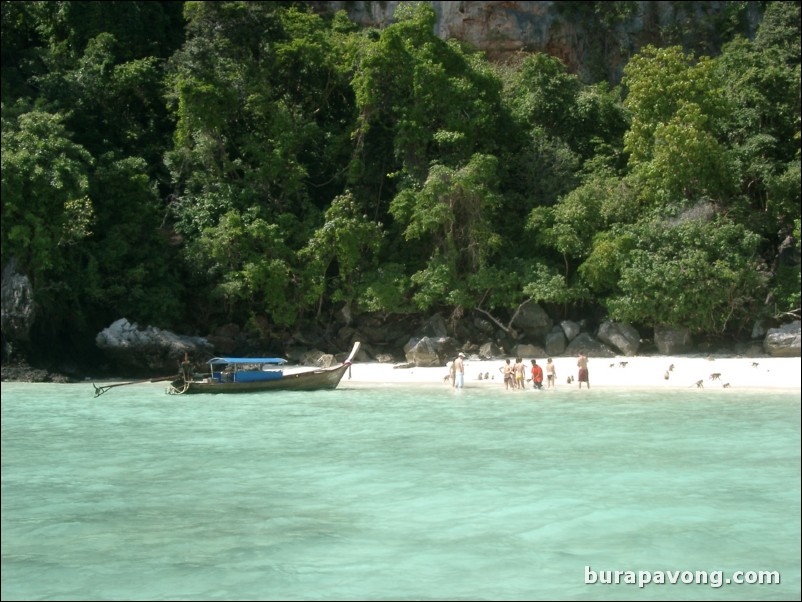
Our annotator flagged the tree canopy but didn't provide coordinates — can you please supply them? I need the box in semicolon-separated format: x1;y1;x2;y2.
2;0;799;364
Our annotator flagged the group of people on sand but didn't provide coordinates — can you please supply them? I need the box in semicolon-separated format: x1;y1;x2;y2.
450;351;591;390
499;357;558;390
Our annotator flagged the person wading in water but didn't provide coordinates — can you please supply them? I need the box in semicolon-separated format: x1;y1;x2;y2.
577;351;589;389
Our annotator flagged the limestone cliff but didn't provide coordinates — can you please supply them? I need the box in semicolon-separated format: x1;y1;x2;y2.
309;1;763;82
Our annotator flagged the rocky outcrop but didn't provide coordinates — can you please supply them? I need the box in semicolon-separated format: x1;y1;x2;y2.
514;343;547;359
95;318;214;375
84;310;794;380
560;320;581;342
478;341;504;359
564;332;616;358
0;360;74;383
285;347;336;368
545;327;567;356
1;259;35;359
309;1;762;82
598;320;641;356
404;335;459;366
763;321;801;357
511;301;553;341
654;326;694;355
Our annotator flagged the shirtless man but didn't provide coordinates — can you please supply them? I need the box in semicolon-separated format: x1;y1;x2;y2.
499;359;513;390
577;351;589;389
453;353;466;388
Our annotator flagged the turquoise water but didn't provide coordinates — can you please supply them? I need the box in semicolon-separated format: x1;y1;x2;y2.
2;381;799;601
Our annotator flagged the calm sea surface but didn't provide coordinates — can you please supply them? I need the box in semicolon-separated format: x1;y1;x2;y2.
2;381;800;601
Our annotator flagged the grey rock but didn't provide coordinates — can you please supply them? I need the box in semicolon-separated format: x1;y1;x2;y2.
654;326;694;355
310;2;760;82
751;320;767;340
560;320;581;342
545;330;567;356
404;336;458;367
478;341;504;360
1;259;35;345
95;318;213;374
511;302;553;340
564;333;616;358
597;321;641;356
763;321;801;357
419;313;449;338
514;343;547;359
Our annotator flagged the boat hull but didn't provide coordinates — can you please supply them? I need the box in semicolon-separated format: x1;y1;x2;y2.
168;362;352;394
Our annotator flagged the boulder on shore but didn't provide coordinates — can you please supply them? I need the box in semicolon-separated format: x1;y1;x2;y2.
763;321;801;357
96;318;214;375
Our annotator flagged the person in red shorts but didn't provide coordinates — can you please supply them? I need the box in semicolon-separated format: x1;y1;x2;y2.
577;350;589;389
531;359;544;390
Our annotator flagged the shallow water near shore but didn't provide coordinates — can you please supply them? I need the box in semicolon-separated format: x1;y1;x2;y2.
2;382;800;601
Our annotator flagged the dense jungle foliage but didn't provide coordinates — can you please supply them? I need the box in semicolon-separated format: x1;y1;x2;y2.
2;1;800;364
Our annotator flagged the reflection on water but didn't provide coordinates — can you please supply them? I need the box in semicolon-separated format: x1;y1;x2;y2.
2;382;800;601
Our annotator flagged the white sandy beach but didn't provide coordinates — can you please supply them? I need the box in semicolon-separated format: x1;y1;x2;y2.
344;355;802;391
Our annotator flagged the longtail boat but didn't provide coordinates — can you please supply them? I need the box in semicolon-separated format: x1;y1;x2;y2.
165;342;361;395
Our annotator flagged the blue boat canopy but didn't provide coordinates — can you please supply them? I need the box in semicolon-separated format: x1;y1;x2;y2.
208;357;288;365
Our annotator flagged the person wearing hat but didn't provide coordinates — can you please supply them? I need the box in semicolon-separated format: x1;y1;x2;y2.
454;352;466;388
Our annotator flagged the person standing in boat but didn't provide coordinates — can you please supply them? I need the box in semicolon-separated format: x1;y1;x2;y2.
180;353;192;382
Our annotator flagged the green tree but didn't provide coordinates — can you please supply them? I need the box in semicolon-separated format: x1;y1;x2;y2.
528;169;638;278
601;219;768;334
499;52;627;269
350;2;505;215
300;191;384;314
184;209;298;328
622;45;724;166
389;153;503;309
712;2;800;320
1;108;100;356
81;155;183;329
638;102;737;208
714;6;800;229
506;53;628;162
507;53;581;142
167;3;354;236
3;1;188;356
165;2;360;333
621;43;746;223
1;109;94;284
1;1;42;102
